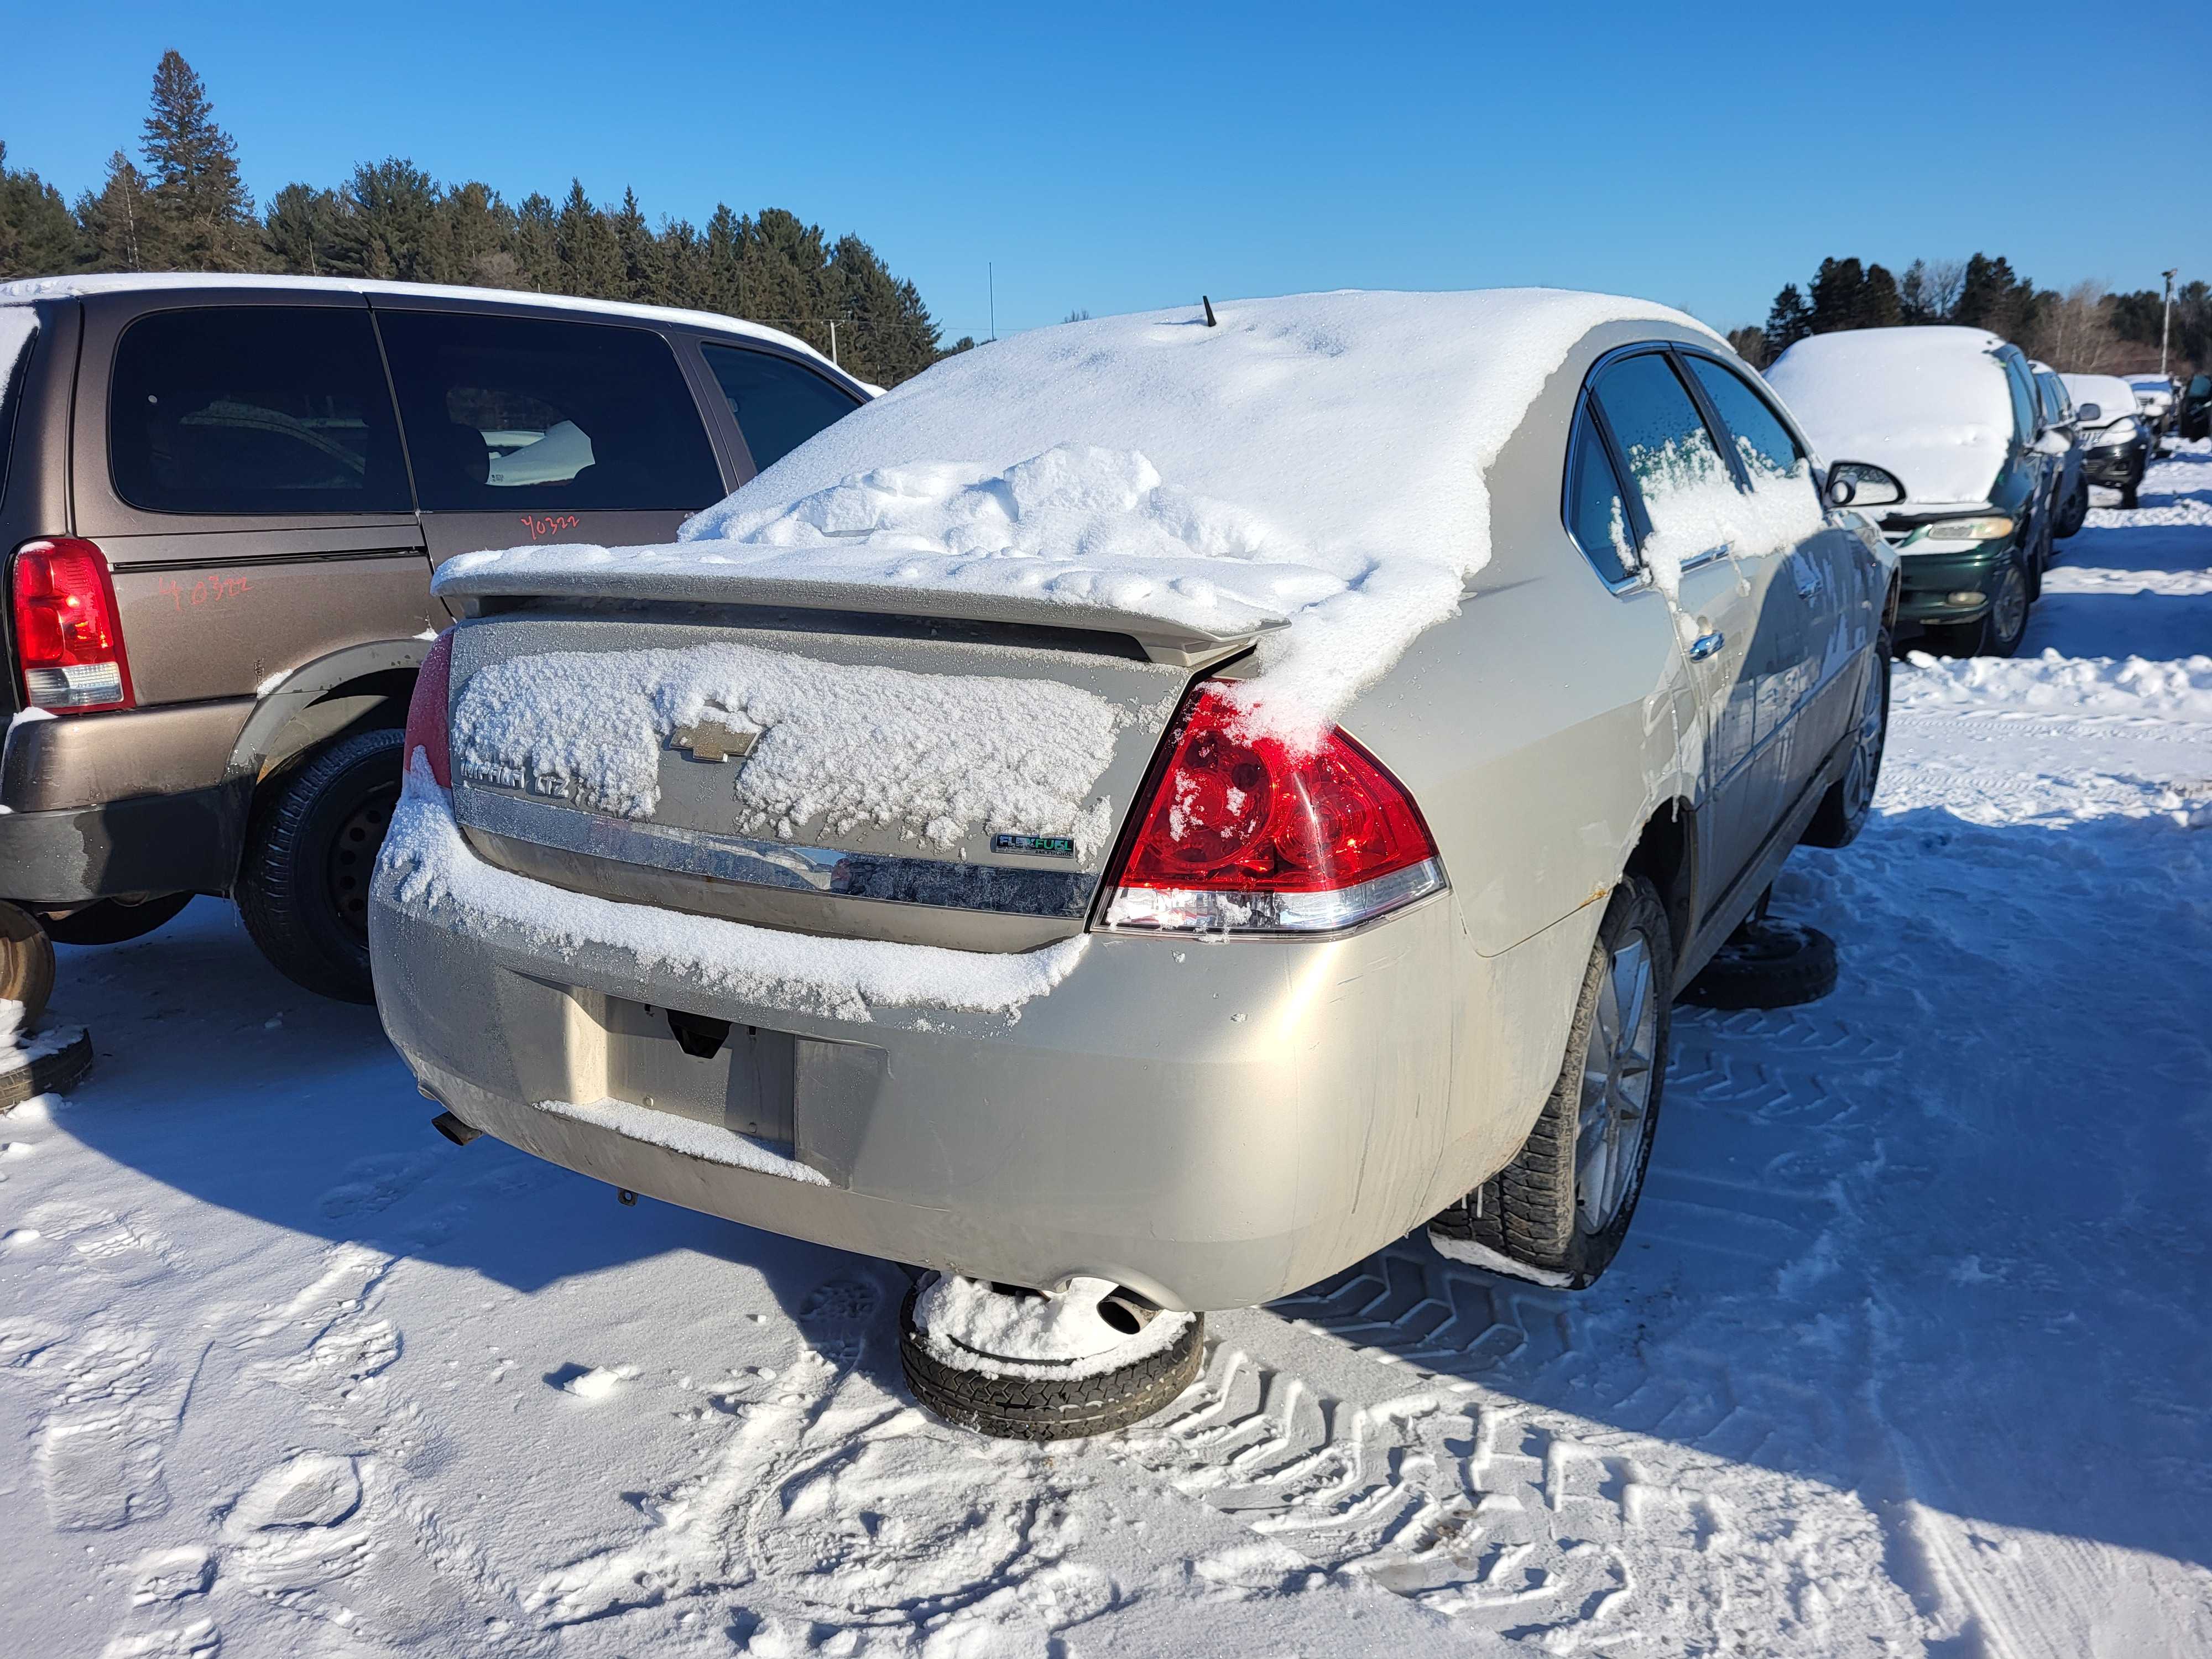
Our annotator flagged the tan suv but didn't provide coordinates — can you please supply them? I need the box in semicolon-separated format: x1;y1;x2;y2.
0;275;869;1018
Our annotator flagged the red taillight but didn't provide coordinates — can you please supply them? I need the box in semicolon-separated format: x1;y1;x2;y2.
10;538;135;713
403;629;455;789
1099;684;1443;934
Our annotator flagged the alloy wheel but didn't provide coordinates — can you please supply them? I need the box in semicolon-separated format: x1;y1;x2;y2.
1839;647;1888;821
1575;931;1659;1233
1991;561;2029;649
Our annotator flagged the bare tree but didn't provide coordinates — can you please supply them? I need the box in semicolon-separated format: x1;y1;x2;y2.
2033;281;2121;373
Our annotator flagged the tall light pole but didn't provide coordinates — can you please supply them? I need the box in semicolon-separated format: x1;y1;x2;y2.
2159;268;2178;380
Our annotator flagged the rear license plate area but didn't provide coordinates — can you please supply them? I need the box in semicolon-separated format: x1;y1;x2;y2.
603;996;796;1147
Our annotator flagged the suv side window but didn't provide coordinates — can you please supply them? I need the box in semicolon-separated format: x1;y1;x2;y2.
109;307;410;515
701;343;863;473
377;311;722;512
1589;350;1733;539
1564;402;1637;584
1683;355;1807;486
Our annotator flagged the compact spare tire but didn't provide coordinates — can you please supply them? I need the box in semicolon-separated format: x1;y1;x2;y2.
898;1276;1203;1441
1430;875;1672;1289
236;727;404;1003
1679;918;1838;1010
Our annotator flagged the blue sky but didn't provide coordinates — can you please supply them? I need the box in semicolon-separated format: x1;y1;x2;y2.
4;1;2205;344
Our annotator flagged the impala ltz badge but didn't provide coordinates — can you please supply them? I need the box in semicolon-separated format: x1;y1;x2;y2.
993;832;1076;859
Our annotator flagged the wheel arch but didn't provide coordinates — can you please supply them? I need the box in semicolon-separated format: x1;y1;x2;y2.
228;639;428;791
1624;797;1696;980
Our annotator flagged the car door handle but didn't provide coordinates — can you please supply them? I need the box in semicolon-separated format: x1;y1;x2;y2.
1689;630;1725;662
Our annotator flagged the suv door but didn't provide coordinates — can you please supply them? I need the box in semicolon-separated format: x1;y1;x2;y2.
372;303;730;566
72;293;434;714
1680;351;1861;821
1584;348;1768;913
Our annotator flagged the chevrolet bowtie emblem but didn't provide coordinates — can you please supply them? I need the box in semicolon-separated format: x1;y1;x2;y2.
668;722;759;763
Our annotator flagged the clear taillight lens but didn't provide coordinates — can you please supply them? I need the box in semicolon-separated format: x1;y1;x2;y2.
10;538;135;713
403;629;455;788
1098;684;1444;935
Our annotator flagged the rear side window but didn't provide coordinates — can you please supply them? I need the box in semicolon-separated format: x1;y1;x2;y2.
1684;356;1806;484
2037;373;2070;421
2001;358;2037;442
109;307;409;515
701;344;862;473
1564;404;1637;584
1590;351;1733;529
377;311;721;512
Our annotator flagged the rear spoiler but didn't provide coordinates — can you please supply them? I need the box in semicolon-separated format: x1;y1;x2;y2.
433;562;1286;669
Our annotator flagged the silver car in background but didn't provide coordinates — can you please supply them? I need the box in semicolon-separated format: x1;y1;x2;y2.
370;291;1897;1436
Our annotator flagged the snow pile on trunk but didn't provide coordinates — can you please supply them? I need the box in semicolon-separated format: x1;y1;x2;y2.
913;1272;1195;1379
1623;440;1826;603
374;761;1087;1022
451;641;1126;853
1896;647;2212;720
1767;325;2016;505
440;289;1715;744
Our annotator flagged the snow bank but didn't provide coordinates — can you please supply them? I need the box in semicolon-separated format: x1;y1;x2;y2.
452;641;1127;854
439;289;1716;744
1895;647;2212;721
1767;326;2015;505
913;1271;1196;1379
374;760;1089;1022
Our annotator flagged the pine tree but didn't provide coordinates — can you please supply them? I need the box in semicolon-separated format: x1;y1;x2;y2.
334;158;444;282
262;182;339;274
1764;284;1813;358
512;192;560;292
140;49;259;270
552;181;622;298
442;181;519;290
611;187;668;305
0;142;91;278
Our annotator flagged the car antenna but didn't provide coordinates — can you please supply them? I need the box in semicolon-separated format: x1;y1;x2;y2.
1202;295;1217;328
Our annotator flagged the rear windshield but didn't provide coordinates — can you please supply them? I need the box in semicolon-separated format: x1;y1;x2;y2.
109;306;411;515
377;310;722;512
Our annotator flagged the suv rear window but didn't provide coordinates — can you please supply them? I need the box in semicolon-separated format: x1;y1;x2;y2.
109;307;410;516
700;343;862;473
377;310;721;512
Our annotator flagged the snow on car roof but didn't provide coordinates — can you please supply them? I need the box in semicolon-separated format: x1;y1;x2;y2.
2062;373;2140;426
440;288;1714;743
0;306;35;430
0;271;856;386
1765;325;2015;507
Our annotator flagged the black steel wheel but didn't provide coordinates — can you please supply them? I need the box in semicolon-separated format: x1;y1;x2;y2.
236;727;405;1003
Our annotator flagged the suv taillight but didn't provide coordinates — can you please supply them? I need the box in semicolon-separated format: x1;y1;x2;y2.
10;538;135;713
403;629;455;789
1097;684;1444;935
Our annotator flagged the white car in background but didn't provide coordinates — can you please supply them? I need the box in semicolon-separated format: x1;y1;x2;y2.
2126;373;2175;434
2063;373;2154;510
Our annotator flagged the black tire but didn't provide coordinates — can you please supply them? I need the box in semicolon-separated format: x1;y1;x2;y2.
2056;478;2088;541
236;727;404;1003
41;893;192;947
1430;877;1672;1289
2;1026;93;1108
1802;627;1891;849
1924;552;2029;659
2120;481;2140;511
0;902;57;1029
1679;919;1838;1011
896;1285;1203;1441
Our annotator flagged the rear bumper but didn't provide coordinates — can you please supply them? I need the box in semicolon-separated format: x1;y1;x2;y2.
0;780;248;905
369;789;1553;1312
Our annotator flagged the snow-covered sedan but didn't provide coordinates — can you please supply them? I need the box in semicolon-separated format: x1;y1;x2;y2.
370;293;1897;1437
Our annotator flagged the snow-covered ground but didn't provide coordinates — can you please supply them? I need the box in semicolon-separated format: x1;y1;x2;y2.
5;448;2211;1658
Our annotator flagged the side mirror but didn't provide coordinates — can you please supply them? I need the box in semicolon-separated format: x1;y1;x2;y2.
1825;461;1905;509
2074;402;2102;424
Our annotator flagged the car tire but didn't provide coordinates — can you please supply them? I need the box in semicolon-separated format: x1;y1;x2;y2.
236;727;404;1004
895;1284;1203;1441
1926;552;2030;659
1801;627;1890;849
1678;919;1838;1010
2120;480;2140;511
1429;877;1671;1290
0;902;57;1029
41;893;193;947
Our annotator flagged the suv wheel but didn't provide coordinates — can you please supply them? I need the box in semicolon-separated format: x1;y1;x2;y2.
0;902;57;1029
236;727;404;1003
1430;877;1671;1288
